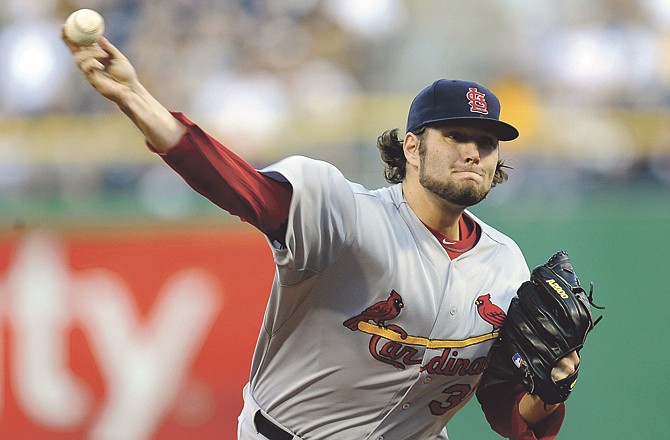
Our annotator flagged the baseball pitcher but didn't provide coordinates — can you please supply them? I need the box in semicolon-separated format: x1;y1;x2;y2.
63;30;601;440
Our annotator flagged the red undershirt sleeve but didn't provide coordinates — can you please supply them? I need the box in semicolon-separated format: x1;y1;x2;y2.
147;112;292;241
477;384;565;440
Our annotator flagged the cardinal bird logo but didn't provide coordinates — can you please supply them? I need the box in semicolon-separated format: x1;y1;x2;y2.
343;290;404;331
475;293;506;332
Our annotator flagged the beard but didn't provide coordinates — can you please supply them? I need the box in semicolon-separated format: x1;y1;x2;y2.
419;171;491;207
415;137;495;207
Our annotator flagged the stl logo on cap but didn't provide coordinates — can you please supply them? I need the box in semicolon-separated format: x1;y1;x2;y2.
466;87;488;115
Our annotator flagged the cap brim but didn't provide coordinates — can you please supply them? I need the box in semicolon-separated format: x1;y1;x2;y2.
415;117;519;141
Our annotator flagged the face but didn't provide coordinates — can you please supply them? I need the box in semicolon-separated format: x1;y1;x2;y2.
415;122;500;207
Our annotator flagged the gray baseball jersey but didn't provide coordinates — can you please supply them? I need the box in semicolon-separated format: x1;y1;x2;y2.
238;156;530;439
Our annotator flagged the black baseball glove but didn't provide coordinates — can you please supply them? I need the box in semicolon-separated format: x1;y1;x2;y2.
483;251;603;405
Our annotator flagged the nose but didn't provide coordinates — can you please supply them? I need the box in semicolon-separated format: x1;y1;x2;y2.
461;140;480;164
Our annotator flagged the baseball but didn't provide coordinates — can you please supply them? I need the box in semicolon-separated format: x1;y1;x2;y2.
64;9;105;46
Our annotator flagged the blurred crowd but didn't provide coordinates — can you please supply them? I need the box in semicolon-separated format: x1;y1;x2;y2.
0;0;669;223
3;0;670;113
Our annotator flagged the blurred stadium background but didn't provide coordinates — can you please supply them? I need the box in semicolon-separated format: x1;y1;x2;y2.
0;0;669;438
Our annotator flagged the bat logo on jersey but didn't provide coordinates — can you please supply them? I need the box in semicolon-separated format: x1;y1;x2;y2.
343;290;404;331
475;293;506;332
466;87;489;115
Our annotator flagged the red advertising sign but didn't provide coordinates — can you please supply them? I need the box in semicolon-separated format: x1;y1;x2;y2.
0;226;274;440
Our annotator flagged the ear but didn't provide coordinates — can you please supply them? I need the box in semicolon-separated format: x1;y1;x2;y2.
403;131;421;168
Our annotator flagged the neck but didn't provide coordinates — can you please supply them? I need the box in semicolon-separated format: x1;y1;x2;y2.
401;180;464;239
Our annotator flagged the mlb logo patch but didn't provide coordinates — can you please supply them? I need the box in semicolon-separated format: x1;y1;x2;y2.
512;353;525;369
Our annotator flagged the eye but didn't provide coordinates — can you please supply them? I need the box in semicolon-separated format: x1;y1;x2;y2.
445;131;466;142
477;137;498;150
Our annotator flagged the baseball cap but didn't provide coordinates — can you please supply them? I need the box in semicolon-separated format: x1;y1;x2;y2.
406;79;519;141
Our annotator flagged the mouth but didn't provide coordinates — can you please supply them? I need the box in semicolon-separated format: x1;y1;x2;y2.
453;170;484;182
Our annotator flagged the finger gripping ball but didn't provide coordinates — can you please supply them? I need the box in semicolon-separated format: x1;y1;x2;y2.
64;9;105;46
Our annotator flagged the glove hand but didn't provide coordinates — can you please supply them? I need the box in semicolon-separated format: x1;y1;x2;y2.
494;251;603;404
518;352;579;425
551;351;579;382
519;393;560;425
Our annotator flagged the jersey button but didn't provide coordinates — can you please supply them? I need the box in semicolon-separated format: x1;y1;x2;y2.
402;403;410;410
423;377;432;384
450;306;458;315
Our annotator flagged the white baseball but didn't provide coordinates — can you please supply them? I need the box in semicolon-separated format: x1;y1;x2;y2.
64;9;105;46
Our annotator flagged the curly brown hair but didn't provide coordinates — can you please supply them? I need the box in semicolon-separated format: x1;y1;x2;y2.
376;128;510;185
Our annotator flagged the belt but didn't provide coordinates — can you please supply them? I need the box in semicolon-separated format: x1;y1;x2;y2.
254;410;293;440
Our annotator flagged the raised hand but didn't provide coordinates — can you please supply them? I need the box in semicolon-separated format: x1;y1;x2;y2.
62;29;139;104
